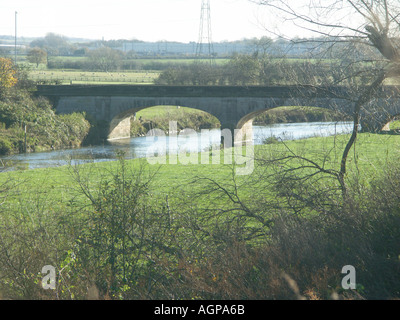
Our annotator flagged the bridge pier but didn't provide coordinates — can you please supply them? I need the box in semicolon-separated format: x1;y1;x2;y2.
235;120;254;146
220;121;254;148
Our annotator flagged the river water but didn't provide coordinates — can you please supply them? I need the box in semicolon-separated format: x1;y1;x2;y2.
0;121;353;171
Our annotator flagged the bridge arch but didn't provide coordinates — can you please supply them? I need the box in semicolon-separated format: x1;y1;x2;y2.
108;104;222;140
234;101;352;146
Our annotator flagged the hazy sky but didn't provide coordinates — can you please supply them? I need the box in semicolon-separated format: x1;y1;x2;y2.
0;0;284;42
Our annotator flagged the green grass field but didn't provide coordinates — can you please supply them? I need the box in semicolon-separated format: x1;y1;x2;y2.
20;55;229;85
133;57;229;66
135;105;212;118
1;132;399;211
28;70;160;85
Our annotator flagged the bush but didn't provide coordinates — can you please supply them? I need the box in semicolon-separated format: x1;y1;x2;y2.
130;120;146;136
63;157;180;299
57;112;91;146
263;136;279;144
0;89;90;153
165;150;400;300
0;137;12;155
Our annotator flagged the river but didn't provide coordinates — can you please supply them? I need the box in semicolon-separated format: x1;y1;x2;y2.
0;121;353;171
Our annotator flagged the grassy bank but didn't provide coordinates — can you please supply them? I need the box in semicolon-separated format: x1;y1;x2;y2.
0;132;399;300
130;105;221;136
254;106;350;125
0;88;90;155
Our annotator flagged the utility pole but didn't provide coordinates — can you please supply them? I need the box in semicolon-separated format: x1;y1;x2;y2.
196;0;215;64
14;11;17;65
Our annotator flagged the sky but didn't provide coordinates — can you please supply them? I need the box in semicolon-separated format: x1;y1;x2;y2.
0;0;283;43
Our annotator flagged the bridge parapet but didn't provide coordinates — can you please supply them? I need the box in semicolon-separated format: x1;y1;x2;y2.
35;84;354;99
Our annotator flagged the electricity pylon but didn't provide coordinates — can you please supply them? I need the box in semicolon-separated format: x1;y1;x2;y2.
196;0;215;64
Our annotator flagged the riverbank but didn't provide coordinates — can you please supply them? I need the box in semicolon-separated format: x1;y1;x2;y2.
253;106;350;125
0;88;90;156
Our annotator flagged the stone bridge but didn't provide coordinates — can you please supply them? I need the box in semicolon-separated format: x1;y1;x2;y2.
35;85;400;144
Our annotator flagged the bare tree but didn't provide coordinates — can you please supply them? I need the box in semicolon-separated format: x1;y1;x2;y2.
251;0;400;197
87;47;123;72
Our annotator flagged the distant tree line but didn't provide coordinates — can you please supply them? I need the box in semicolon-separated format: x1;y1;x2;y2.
155;52;379;86
27;35;193;72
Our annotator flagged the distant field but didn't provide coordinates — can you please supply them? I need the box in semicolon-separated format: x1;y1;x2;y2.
24;55;228;84
21;55;228;69
135;57;229;66
19;55;207;85
20;54;400;86
28;70;160;85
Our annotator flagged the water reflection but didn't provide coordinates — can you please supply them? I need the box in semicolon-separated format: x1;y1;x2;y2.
0;122;354;171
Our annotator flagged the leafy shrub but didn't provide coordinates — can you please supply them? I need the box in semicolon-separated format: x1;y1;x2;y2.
0;89;90;153
263;136;279;144
130;120;147;136
63;157;179;299
0;137;12;155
